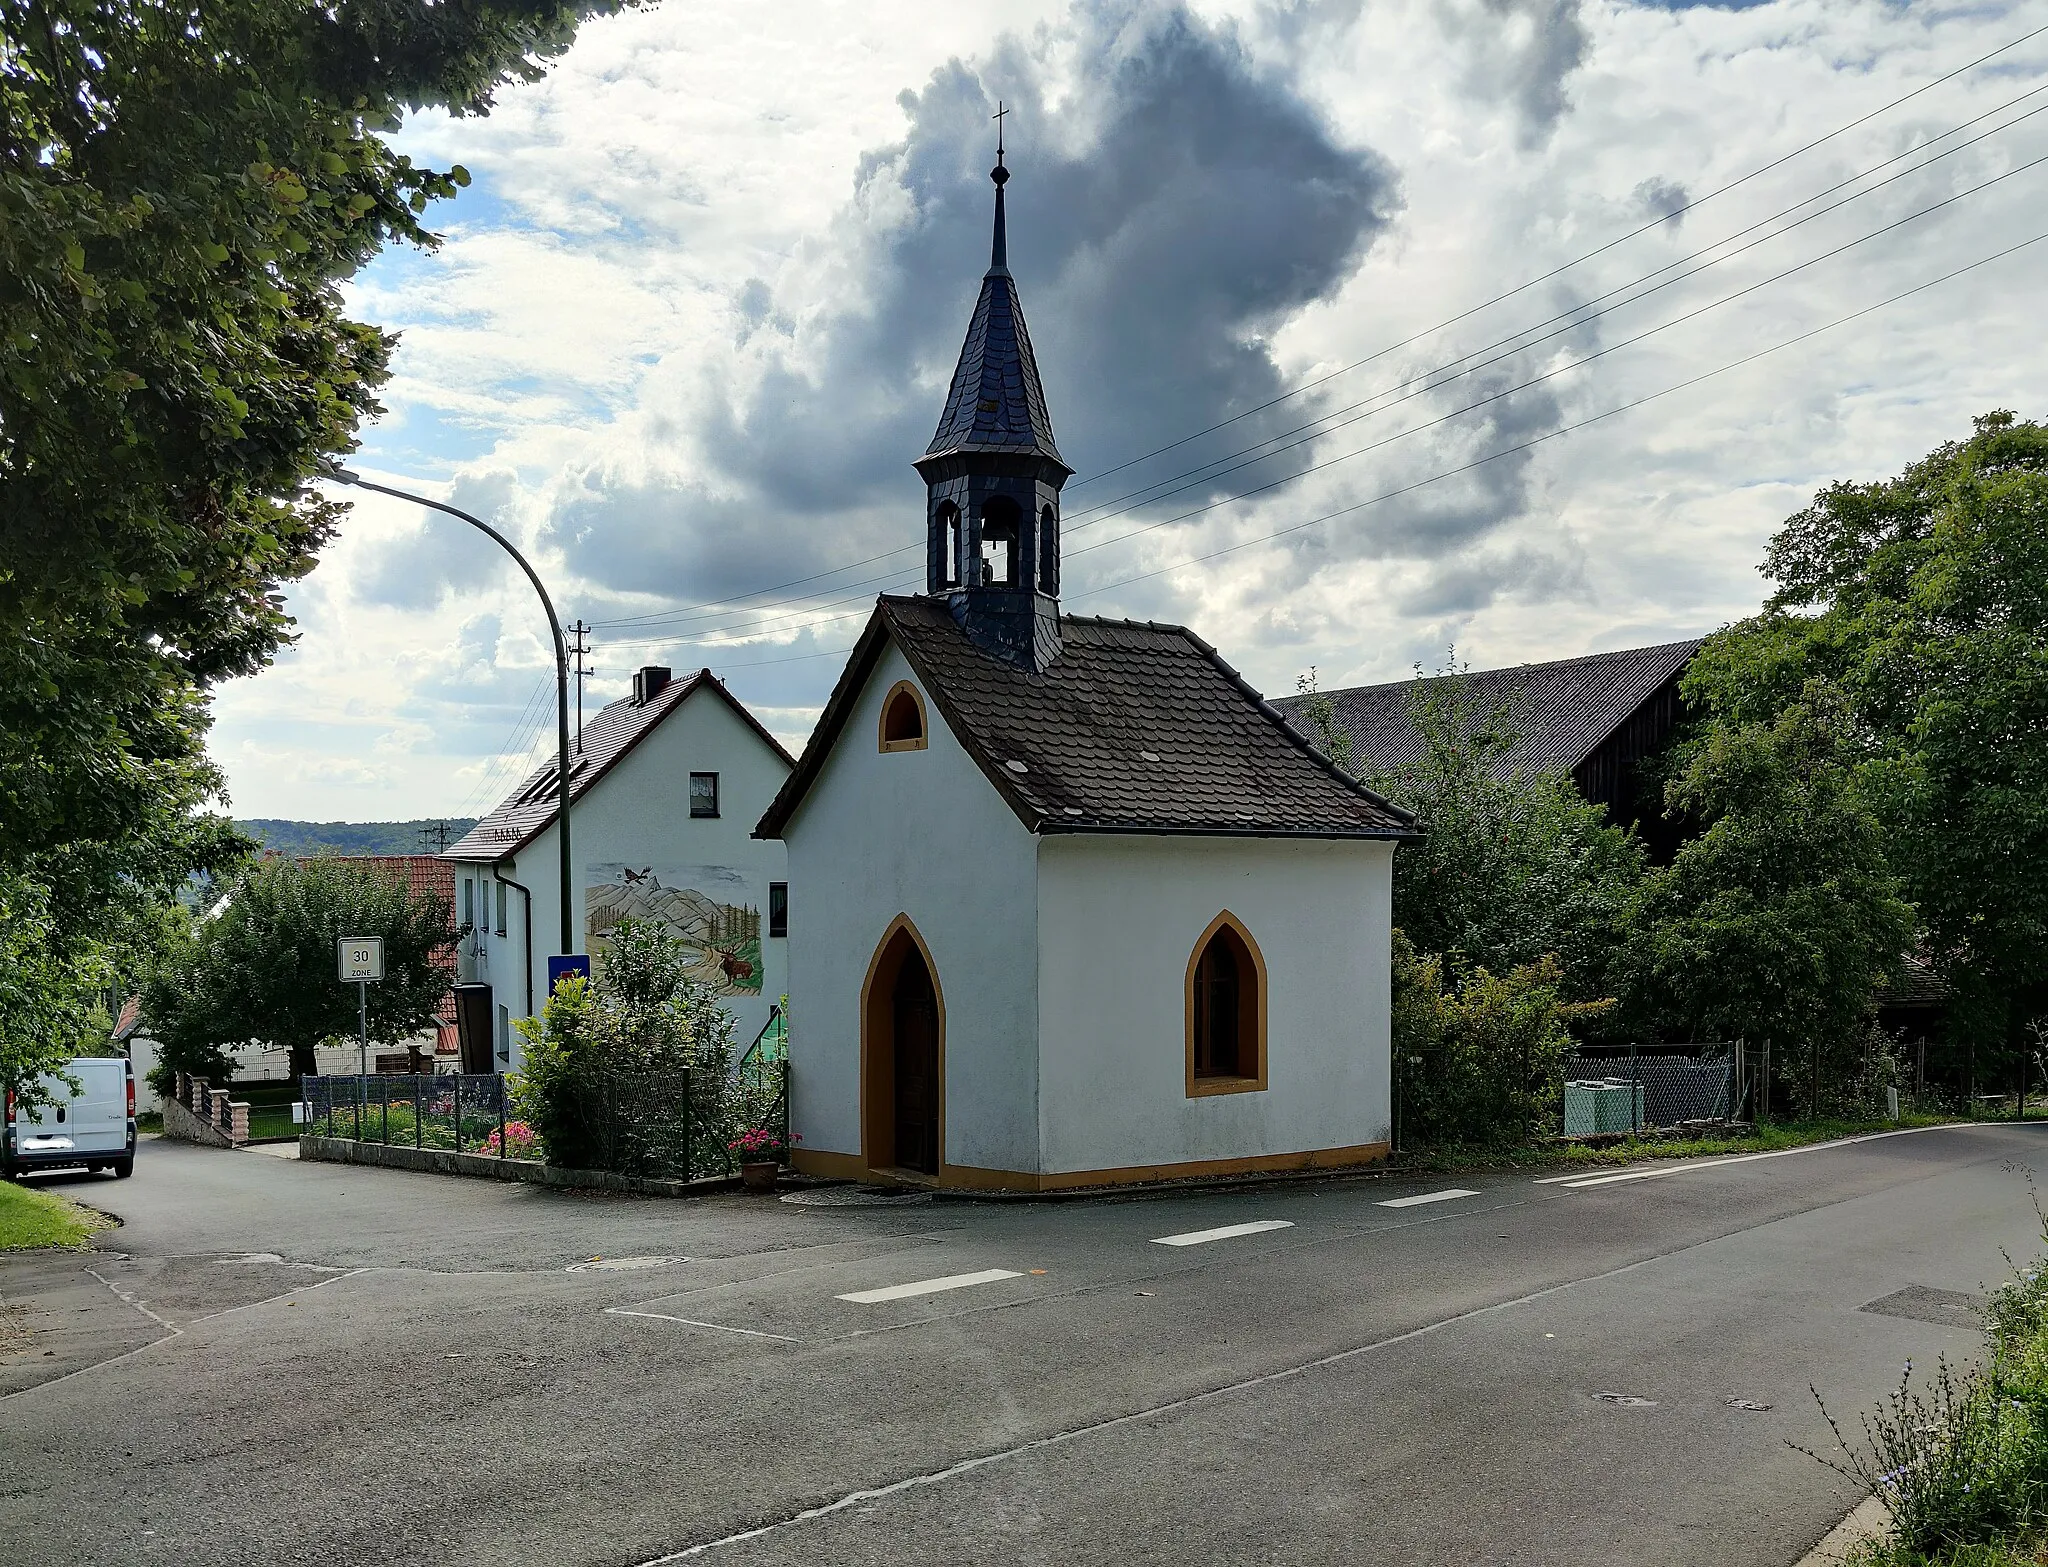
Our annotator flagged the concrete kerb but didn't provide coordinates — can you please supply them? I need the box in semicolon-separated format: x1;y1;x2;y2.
298;1136;745;1199
1796;1495;1890;1566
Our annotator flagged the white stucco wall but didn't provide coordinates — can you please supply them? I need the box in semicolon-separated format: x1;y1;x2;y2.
454;681;790;1070
1035;834;1394;1175
778;641;1043;1173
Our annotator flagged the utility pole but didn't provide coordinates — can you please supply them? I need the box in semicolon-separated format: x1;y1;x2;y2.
569;619;594;751
416;821;454;853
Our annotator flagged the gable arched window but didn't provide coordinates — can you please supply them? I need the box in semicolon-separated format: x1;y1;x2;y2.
1038;504;1058;593
878;680;929;752
1186;912;1268;1096
980;497;1019;587
936;502;961;588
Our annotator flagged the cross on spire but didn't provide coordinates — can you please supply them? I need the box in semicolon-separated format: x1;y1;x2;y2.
993;100;1009;159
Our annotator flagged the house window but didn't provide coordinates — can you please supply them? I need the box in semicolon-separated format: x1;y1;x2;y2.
1186;913;1267;1096
1039;504;1058;593
689;772;720;817
461;878;474;932
938;502;961;587
878;680;928;752
495;880;507;937
980;497;1019;587
496;1003;510;1063
769;882;788;938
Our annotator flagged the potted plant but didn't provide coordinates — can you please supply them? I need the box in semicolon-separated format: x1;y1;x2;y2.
729;1127;796;1191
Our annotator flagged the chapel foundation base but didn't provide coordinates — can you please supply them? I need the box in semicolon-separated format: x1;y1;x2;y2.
791;1140;1390;1196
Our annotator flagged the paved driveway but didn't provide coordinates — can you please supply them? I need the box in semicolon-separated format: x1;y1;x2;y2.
3;1124;2042;1566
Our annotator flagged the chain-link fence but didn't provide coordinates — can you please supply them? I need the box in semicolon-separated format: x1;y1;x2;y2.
1562;1049;1736;1136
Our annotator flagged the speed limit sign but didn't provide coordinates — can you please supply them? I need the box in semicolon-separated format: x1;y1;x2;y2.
337;937;385;983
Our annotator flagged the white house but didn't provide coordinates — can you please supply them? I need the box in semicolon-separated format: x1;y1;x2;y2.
754;150;1417;1191
445;666;794;1070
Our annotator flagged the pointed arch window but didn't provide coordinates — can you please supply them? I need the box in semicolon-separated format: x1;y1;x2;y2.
1186;913;1268;1096
936;502;961;588
878;680;929;752
1038;504;1058;593
980;497;1019;587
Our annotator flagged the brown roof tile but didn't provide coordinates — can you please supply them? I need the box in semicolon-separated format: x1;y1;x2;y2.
759;597;1415;840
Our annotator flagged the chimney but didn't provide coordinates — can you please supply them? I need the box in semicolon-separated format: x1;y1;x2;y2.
632;665;672;706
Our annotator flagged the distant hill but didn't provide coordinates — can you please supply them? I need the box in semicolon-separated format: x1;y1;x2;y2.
237;819;479;857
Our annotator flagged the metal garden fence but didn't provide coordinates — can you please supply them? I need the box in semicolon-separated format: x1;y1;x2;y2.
303;1056;788;1181
302;1073;520;1156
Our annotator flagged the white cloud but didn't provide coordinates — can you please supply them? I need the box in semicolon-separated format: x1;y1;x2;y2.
208;0;2048;818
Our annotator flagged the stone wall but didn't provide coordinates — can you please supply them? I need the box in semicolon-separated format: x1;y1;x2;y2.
160;1074;249;1148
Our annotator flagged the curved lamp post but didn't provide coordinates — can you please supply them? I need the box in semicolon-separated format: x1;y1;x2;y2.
332;469;575;960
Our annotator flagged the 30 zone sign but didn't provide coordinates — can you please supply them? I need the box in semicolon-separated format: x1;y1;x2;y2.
337;938;385;983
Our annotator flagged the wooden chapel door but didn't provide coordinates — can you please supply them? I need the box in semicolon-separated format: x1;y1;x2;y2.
892;949;940;1175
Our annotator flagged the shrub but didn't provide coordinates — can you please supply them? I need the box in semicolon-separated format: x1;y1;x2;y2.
1392;931;1613;1148
511;921;751;1176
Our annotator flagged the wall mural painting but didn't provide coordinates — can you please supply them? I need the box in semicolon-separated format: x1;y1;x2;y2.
586;863;764;997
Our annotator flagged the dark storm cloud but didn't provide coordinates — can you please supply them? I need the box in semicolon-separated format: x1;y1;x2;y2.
1633;176;1689;226
1441;0;1588;148
558;0;1398;605
354;472;516;609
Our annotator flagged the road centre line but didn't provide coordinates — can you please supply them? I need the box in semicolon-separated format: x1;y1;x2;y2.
606;1307;803;1343
1377;1188;1480;1208
838;1268;1023;1304
634;1238;1688;1563
1558;1122;1971;1189
1151;1219;1294;1247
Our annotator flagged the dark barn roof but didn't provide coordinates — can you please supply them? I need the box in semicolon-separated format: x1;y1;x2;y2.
1273;639;1704;785
447;670;792;864
758;597;1416;841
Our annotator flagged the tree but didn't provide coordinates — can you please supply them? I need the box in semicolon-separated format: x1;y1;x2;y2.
1616;687;1914;1113
1360;662;1646;1001
1689;411;2048;1078
1;0;626;1104
144;855;457;1082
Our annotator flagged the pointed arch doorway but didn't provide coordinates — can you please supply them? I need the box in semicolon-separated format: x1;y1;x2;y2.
861;918;944;1177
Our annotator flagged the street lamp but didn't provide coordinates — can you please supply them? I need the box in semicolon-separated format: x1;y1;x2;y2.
330;469;576;960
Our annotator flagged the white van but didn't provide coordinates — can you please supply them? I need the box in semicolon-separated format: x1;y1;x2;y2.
3;1057;136;1179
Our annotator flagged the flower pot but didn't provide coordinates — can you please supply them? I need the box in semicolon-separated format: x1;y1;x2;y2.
740;1161;779;1193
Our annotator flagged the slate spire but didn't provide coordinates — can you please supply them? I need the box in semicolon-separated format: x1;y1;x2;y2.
915;119;1072;673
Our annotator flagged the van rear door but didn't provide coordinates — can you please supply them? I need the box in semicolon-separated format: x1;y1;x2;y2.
65;1060;129;1156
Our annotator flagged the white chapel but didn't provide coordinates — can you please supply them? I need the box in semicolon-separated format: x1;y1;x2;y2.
755;145;1417;1191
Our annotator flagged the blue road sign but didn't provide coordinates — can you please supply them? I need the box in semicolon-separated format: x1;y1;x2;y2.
548;954;591;994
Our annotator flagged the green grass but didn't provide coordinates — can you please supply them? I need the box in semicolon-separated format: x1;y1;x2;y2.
1390;1112;1960;1176
247;1107;299;1140
0;1181;115;1250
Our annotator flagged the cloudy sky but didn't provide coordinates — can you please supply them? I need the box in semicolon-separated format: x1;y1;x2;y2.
210;0;2048;821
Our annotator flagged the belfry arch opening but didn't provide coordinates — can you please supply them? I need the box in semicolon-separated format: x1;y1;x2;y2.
979;497;1020;587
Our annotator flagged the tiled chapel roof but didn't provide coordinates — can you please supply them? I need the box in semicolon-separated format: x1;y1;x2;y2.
1272;639;1704;781
757;597;1416;841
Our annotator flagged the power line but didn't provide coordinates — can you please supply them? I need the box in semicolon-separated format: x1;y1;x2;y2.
1061;17;2048;493
586;62;2048;645
453;671;555;820
607;224;2046;673
591;140;2048;654
1058;84;2048;530
1064;229;2048;604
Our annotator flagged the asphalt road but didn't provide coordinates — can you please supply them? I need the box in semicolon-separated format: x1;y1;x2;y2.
3;1123;2043;1567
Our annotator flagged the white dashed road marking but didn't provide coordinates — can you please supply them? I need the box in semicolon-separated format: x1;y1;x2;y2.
1376;1188;1480;1209
1150;1219;1295;1247
837;1268;1024;1304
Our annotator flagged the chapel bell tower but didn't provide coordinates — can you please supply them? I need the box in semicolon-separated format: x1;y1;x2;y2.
914;119;1072;671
